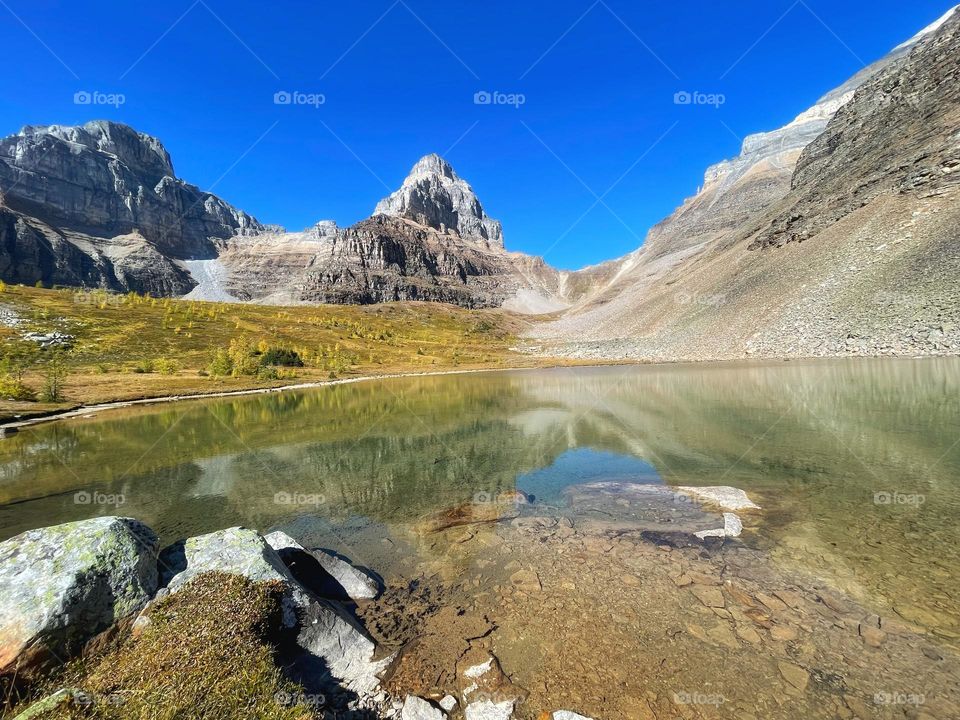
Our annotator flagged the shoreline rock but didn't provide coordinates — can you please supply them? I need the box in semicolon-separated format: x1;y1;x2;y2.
0;517;158;678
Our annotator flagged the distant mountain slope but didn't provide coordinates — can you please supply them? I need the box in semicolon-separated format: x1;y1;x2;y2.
182;154;588;310
0;126;591;310
0;121;261;295
529;6;960;359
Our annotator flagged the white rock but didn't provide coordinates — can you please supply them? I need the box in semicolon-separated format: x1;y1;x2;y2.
464;698;515;720
694;512;744;539
440;695;458;712
675;486;760;511
401;695;446;720
554;712;596;720
161;527;391;697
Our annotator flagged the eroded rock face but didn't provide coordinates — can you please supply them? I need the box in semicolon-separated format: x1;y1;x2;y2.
752;8;960;249
375;154;504;249
0;517;158;678
0;120;261;292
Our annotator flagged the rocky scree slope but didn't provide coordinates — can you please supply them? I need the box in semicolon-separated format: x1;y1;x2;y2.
529;6;960;360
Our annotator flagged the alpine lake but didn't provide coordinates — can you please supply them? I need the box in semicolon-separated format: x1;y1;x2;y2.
2;359;959;719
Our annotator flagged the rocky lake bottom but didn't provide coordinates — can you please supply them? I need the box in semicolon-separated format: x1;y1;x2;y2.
1;360;959;718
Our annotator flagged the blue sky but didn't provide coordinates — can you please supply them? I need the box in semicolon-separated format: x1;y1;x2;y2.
0;0;951;269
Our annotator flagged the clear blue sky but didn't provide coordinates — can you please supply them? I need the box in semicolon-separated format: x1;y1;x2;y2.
1;0;951;269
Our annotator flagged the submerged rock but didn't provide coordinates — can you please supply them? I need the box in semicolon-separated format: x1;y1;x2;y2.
0;517;158;678
265;530;380;601
457;649;521;720
694;512;744;539
416;502;520;534
675;486;761;511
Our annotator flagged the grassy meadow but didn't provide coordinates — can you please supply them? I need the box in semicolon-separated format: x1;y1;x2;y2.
0;284;547;422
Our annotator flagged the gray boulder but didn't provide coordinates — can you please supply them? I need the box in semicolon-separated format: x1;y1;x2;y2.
160;527;392;697
265;530;380;601
0;517;158;677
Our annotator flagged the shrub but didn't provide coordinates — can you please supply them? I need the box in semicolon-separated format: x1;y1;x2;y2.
154;358;181;375
259;347;303;367
0;376;35;401
208;348;233;377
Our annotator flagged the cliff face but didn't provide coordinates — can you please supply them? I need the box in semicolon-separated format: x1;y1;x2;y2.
0;121;262;295
752;10;960;249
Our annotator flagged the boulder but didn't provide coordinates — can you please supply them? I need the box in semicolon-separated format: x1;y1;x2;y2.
265;530;379;601
401;695;447;720
0;517;158;678
160;527;392;697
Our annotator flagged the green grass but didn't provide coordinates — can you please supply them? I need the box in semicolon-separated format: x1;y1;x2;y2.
7;573;317;720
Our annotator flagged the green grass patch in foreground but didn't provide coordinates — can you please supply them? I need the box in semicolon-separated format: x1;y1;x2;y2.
10;573;316;720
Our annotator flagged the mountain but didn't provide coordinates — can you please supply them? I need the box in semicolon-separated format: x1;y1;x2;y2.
0;121;261;295
529;5;960;359
181;154;593;310
0;126;593;310
373;153;504;249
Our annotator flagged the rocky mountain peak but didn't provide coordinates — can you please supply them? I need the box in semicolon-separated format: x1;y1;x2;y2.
373;154;504;250
18;120;175;186
409;152;456;180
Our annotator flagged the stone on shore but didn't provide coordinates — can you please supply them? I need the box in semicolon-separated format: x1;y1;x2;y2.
160;526;392;697
401;695;447;719
675;486;761;511
265;530;380;601
0;517;158;678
